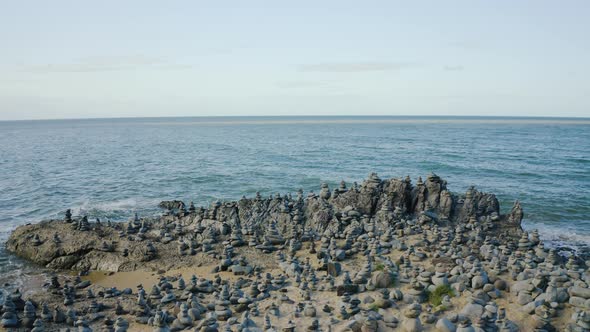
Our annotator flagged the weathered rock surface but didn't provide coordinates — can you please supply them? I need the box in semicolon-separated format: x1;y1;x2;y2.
6;173;518;271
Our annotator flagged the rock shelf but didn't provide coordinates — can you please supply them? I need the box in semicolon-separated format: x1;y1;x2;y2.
2;173;589;331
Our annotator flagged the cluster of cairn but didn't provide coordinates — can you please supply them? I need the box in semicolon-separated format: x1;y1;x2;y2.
3;173;590;331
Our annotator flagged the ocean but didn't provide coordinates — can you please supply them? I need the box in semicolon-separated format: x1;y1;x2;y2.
1;116;589;286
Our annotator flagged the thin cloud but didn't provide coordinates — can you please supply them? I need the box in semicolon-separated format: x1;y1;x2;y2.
448;41;481;50
157;64;194;71
297;62;416;73
422;92;527;99
22;55;191;73
275;80;333;89
77;55;165;66
444;65;465;71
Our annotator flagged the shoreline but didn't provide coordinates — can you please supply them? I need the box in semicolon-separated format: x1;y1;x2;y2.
2;173;589;331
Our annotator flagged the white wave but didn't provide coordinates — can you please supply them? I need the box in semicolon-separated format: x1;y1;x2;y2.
70;197;161;218
0;197;162;243
0;224;19;242
523;222;590;250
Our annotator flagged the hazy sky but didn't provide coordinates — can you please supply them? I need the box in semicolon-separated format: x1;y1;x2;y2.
1;1;589;120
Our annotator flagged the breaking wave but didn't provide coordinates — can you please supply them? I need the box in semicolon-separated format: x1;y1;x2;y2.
69;197;162;221
523;221;590;254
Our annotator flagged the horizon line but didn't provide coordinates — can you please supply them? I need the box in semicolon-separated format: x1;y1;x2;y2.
2;114;590;123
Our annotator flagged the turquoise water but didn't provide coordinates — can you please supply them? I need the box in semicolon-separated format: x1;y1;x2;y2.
1;116;589;282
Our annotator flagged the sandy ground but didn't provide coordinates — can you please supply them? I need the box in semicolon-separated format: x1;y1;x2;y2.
9;236;577;331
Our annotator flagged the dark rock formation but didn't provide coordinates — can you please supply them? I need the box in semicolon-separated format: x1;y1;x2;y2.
7;173;517;272
158;200;185;211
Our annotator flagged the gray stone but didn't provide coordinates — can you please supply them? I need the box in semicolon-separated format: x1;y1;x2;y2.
372;271;395;289
570;286;590;299
327;262;342;277
517;292;533;305
229;265;253;275
471;276;485;289
401;318;423;332
436;318;456;332
303;303;316;317
494;279;507;291
460;303;483;321
522;299;544;314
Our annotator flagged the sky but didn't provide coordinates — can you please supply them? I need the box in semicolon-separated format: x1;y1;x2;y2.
1;1;589;120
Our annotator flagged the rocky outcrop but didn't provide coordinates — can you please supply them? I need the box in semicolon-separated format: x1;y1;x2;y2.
507;200;524;225
6;173;520;272
455;186;500;223
158;200;185;211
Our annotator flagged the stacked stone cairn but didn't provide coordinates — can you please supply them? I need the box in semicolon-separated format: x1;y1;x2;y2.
3;173;590;331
